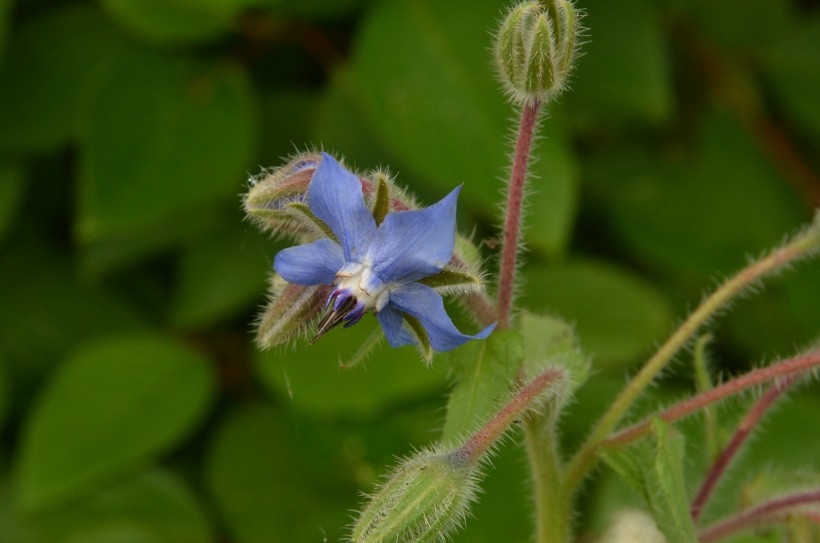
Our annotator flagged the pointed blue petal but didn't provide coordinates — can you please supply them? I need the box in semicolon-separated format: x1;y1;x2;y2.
366;186;461;285
376;306;415;348
307;153;376;262
274;238;343;286
388;282;495;352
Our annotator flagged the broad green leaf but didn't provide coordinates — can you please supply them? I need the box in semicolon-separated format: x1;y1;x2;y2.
0;4;131;153
584;110;806;278
604;419;697;543
0;242;146;402
761;18;820;140
16;334;216;511
0;164;23;244
440;330;523;446
310;66;393;171
523;258;675;370
255;318;449;418
518;312;589;407
0;469;212;543
353;0;578;257
204;402;349;543
565;0;672;128
170;218;271;329
99;0;250;45
75;47;255;275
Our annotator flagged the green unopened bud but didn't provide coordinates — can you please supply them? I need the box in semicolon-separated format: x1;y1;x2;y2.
244;152;321;237
255;276;328;349
494;0;580;105
351;447;480;543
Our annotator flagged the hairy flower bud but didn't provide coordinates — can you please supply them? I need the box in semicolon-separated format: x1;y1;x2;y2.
351;447;480;543
494;0;580;105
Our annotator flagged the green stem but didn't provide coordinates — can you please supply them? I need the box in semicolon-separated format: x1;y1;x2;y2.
524;414;570;543
563;219;820;491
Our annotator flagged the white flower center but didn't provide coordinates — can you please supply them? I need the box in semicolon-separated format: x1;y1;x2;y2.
335;262;390;312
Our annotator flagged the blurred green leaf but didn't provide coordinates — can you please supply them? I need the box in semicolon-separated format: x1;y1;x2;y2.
0;164;23;244
0;354;8;433
353;0;578;257
99;0;249;45
16;334;216;512
0;243;147;399
523;258;675;369
76;49;255;275
565;0;672;128
680;0;793;52
170;218;270;329
604;419;697;543
264;0;367;20
311;66;393;170
440;330;522;446
205;402;349;543
255;318;448;419
0;0;11;65
0;469;212;543
0;4;130;154
586;110;806;277
256;89;318;166
762;17;820;140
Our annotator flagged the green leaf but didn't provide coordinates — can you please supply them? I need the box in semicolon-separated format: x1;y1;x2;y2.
418;268;480;290
16;334;216;512
523;258;675;370
0;469;213;543
0;354;8;434
170;218;271;329
204;402;349;543
353;0;578;257
762;18;820;140
440;330;523;446
0;4;131;153
0;0;12;65
75;48;255;275
585;111;805;277
565;0;672;128
99;0;249;45
518;312;588;406
0;164;23;245
255;319;448;418
604;419;698;543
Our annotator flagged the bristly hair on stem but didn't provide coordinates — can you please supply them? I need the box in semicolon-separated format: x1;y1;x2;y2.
497;100;542;329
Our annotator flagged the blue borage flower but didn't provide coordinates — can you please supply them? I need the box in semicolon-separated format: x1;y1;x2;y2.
274;153;495;354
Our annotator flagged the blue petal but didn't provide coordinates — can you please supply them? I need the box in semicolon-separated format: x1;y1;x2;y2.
307;153;376;262
274;238;344;286
376;306;415;348
366;186;461;285
388;282;495;352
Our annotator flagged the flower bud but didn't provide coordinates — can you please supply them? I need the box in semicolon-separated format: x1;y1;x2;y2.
244;152;321;237
351;448;480;543
494;0;580;105
255;275;329;349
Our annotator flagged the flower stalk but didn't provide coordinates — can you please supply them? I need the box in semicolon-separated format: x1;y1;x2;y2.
564;219;820;490
690;375;798;522
497;100;541;329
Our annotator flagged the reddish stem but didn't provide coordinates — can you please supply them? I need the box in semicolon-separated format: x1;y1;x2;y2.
453;367;563;466
603;350;820;447
699;489;820;543
496;101;542;329
690;376;798;522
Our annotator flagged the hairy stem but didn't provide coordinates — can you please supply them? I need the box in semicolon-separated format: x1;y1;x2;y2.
691;375;798;522
563;223;820;490
603;351;818;447
699;489;820;543
497;100;541;329
524;414;570;543
456;367;563;465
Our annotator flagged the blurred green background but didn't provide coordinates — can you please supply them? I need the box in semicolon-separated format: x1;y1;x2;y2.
0;0;818;541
